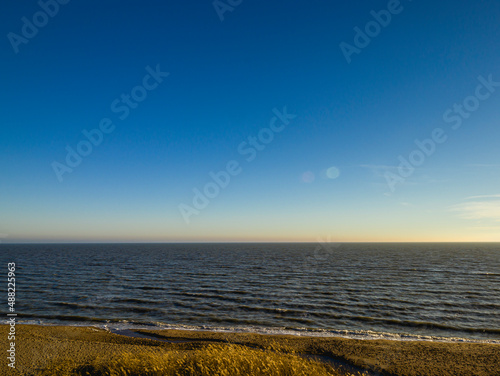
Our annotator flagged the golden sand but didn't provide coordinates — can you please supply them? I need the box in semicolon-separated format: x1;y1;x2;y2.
1;324;498;375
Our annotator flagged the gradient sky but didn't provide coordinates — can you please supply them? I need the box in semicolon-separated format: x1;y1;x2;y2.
1;0;499;243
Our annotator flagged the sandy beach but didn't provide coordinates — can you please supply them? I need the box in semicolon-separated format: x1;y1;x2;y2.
2;324;499;375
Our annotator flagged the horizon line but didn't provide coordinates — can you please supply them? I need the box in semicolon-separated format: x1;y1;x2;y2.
1;241;499;245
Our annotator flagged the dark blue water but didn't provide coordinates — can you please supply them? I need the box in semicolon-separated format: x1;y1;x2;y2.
1;243;499;342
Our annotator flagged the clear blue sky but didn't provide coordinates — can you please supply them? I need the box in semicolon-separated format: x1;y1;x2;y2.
1;0;499;242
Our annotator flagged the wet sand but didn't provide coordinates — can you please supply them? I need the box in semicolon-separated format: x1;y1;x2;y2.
2;324;499;375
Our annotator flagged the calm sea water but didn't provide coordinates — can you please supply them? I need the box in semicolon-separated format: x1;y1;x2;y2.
1;243;499;342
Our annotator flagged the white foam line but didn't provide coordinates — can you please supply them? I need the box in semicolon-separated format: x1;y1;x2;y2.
16;320;498;344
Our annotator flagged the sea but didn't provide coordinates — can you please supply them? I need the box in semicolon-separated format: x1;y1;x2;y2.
1;243;499;343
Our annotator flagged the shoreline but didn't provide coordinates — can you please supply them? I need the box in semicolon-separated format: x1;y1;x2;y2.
3;324;499;375
15;319;500;344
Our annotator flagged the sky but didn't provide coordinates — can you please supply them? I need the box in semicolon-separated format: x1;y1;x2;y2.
1;0;499;243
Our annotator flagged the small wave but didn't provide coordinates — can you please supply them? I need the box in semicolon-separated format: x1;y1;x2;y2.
16;319;500;344
18;313;108;323
470;271;500;276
